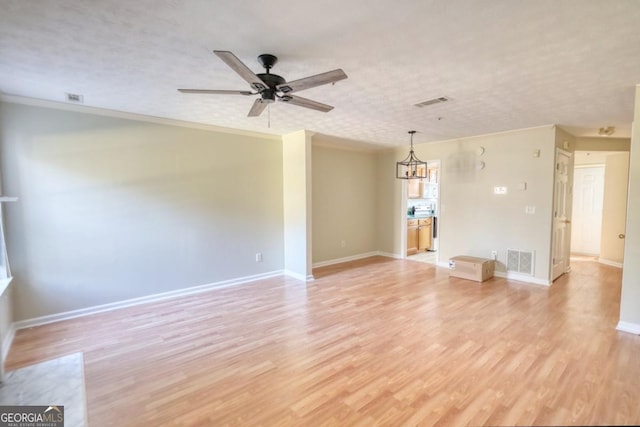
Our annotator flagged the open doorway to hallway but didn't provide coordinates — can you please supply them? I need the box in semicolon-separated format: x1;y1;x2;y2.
571;151;629;268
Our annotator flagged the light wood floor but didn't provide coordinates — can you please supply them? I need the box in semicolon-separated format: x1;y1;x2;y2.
7;257;640;426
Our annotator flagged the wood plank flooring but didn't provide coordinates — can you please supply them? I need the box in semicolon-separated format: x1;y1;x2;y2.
6;256;640;426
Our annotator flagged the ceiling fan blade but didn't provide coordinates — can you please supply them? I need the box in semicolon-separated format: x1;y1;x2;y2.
213;50;267;92
178;89;253;95
279;95;334;113
248;99;268;117
276;69;347;94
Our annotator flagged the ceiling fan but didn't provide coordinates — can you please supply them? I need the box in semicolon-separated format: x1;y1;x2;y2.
178;50;348;117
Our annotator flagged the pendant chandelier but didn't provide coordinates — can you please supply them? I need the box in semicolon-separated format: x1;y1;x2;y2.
396;130;427;179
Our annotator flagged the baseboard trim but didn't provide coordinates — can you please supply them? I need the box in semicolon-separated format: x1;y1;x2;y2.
494;271;551;286
598;258;623;268
312;251;380;268
616;321;640;335
283;270;315;282
377;251;403;260
14;270;284;330
1;322;16;364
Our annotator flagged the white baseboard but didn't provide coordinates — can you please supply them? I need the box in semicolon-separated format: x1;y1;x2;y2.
437;261;450;269
494;271;551;286
14;270;284;330
377;251;403;260
616;321;640;335
1;322;16;363
312;251;379;268
283;270;315;282
598;258;623;268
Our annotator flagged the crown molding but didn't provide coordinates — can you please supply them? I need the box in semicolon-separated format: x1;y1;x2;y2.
0;94;283;141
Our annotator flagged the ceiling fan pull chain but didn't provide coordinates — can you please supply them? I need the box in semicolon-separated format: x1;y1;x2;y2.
268;104;271;128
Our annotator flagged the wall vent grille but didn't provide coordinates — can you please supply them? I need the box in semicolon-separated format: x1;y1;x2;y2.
414;96;449;108
507;249;534;275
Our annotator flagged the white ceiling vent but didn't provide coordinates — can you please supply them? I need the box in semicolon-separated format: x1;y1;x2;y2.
65;93;84;103
414;96;449;108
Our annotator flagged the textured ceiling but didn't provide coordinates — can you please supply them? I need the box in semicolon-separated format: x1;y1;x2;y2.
1;0;639;147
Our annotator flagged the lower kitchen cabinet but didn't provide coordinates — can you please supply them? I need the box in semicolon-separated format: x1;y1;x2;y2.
407;219;419;255
407;217;432;255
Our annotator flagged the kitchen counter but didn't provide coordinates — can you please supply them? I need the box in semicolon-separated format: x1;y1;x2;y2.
407;213;435;219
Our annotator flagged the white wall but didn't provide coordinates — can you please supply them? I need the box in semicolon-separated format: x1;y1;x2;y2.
282;130;313;279
312;142;378;263
0;101;284;321
619;85;640;330
377;126;557;282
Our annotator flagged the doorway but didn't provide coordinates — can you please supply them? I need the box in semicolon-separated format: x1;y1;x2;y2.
571;151;630;267
404;160;440;265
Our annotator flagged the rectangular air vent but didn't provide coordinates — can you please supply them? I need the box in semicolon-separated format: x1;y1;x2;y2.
414;96;449;108
507;249;534;276
65;93;84;103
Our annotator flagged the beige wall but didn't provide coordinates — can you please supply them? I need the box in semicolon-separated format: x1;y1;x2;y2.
377;126;557;282
312;142;378;263
600;152;630;264
376;149;404;256
0;102;285;321
574;137;631;152
620;85;640;328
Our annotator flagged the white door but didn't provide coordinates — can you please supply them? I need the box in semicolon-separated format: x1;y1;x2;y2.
600;152;630;265
571;166;604;255
552;149;573;280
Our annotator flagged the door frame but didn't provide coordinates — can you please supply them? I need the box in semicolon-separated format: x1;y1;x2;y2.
399;159;441;262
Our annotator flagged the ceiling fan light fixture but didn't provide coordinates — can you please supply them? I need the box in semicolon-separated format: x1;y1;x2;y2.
179;50;348;119
396;131;427;180
598;126;615;136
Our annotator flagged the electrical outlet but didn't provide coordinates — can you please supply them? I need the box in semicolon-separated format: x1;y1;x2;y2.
491;251;498;260
255;252;262;262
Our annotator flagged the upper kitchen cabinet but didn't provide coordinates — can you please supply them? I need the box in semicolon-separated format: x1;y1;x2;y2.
427;166;438;183
407;165;426;198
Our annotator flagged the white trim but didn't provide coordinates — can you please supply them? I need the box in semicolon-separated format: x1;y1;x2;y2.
283;270;315;282
494;271;551;286
377;251;403;260
616;321;640;335
437;261;451;269
0;277;12;298
598;258;623;268
311;251;403;269
0;197;18;203
0;94;281;141
1;322;16;364
14;270;283;330
312;251;380;268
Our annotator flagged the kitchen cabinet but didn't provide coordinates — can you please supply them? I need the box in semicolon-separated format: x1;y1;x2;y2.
407;165;426;198
407;217;432;254
407;219;419;255
418;218;432;251
427;166;438;183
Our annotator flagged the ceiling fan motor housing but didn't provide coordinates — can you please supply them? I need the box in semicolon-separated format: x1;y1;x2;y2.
256;72;285;103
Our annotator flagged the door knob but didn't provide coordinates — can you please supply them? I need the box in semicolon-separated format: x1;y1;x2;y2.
619;234;625;239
